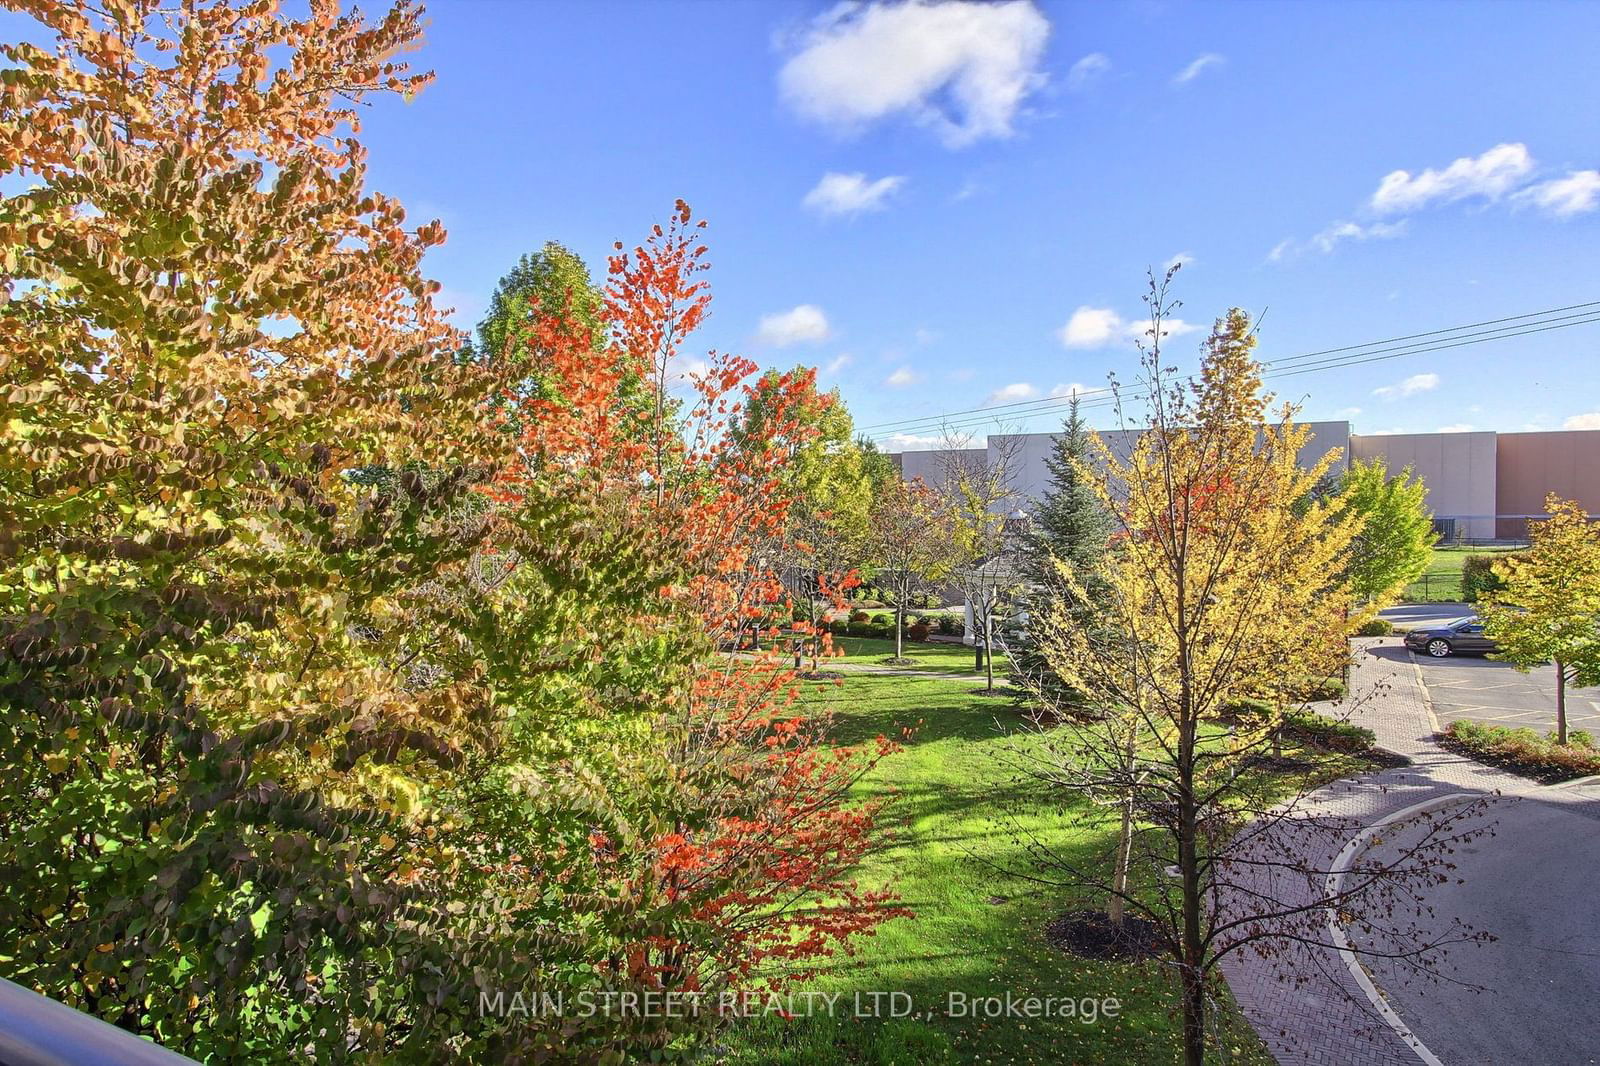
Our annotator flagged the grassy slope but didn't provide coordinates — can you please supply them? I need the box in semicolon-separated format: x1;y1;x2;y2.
714;671;1273;1066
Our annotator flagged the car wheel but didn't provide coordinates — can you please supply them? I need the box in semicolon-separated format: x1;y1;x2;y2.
1426;638;1451;658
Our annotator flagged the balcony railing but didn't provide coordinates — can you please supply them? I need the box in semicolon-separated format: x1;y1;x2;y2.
0;977;199;1065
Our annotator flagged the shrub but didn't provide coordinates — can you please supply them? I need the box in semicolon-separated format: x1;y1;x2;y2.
849;610;871;623
937;615;957;635
868;623;893;639
1283;709;1376;752
1462;553;1511;603
1356;618;1393;637
1445;720;1600;781
870;613;892;626
1288;676;1347;703
846;621;873;638
1219;697;1276;723
1570;729;1596;749
829;619;850;636
908;622;931;642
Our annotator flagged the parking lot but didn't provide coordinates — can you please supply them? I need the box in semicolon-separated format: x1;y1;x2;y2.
1378;603;1600;737
1407;648;1600;737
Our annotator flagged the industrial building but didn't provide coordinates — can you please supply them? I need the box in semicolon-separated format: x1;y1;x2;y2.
891;422;1600;543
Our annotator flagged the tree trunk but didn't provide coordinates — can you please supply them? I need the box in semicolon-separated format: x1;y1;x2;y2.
983;601;995;692
894;600;904;659
1556;658;1568;745
808;592;821;673
1108;789;1134;926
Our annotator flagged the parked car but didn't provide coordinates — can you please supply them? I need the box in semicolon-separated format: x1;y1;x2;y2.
1402;617;1499;658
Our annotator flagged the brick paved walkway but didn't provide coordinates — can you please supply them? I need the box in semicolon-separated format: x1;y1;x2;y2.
1219;638;1599;1065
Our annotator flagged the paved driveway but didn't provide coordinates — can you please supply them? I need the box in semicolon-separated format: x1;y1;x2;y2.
1409;651;1600;737
1356;790;1600;1066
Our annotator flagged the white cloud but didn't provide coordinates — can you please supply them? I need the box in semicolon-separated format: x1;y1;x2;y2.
913;326;940;346
1050;382;1093;399
1336;406;1363;417
755;304;831;347
803;171;907;216
1370;143;1534;215
1057;306;1198;349
823;352;853;375
1372;372;1439;400
1058;307;1122;348
671;356;712;389
1563;412;1600;430
778;0;1050;148
1067;52;1111;91
982;382;1038;407
1436;423;1475;433
1172;53;1224;86
1309;219;1408;254
1266;238;1293;263
885;366;921;387
1164;251;1195;271
1512;170;1600;218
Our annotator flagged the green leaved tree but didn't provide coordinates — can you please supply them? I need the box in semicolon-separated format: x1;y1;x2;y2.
1480;494;1600;745
1334;457;1435;606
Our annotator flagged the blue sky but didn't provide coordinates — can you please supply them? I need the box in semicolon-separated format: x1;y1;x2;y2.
49;0;1600;446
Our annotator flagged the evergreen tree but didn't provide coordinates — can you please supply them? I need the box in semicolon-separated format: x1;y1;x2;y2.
1010;396;1113;707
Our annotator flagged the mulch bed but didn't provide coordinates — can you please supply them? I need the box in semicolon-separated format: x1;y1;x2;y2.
798;670;846;681
1044;909;1164;961
1436;732;1596;784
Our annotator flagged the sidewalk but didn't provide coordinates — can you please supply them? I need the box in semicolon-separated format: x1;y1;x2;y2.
1219;638;1597;1065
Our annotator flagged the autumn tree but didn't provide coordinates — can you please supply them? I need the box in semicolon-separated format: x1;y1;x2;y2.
0;0;513;1058
1006;280;1488;1066
938;434;1025;691
488;202;903;1037
1480;494;1600;745
0;2;897;1060
866;476;955;661
1334;457;1435;606
735;369;874;671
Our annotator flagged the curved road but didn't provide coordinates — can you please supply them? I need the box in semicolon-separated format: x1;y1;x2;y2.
1357;792;1600;1066
1222;639;1600;1066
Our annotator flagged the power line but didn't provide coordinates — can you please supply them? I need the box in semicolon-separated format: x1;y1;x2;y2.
863;300;1600;442
903;314;1600;439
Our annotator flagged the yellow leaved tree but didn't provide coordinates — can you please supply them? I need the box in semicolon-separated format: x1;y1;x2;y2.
1008;276;1486;1066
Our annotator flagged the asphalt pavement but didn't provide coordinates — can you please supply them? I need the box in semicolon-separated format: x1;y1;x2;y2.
1355;788;1600;1066
1379;602;1600;738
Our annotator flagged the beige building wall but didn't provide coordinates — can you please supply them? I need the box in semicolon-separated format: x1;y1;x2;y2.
985;420;1352;507
1349;431;1498;540
897;447;985;491
1495;430;1600;537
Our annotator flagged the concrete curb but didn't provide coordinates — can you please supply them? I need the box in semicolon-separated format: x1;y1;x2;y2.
1323;793;1473;1066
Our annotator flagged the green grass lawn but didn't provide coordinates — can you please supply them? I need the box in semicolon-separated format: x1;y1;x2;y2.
1400;545;1518;602
713;672;1278;1066
825;635;1004;674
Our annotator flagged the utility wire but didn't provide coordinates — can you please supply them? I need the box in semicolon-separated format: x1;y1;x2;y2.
905;314;1600;439
863;300;1600;442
